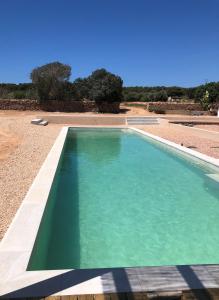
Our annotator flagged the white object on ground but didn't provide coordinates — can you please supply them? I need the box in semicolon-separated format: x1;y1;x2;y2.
38;120;48;126
31;118;43;125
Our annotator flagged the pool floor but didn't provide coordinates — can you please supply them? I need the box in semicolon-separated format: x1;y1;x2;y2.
28;128;219;270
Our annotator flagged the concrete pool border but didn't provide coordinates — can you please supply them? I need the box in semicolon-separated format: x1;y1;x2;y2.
1;125;219;297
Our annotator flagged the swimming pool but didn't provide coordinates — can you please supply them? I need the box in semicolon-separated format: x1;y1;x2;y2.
27;128;219;270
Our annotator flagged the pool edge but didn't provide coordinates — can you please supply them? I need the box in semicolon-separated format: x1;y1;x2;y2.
130;127;219;168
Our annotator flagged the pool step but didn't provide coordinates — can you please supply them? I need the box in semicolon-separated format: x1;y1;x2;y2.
127;117;159;125
206;173;219;183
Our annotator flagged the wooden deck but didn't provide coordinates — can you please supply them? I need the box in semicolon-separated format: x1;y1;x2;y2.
4;289;219;300
3;265;219;299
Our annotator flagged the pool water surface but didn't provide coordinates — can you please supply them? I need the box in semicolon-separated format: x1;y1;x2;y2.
28;128;219;270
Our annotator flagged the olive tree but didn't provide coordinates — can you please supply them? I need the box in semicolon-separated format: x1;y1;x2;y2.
88;69;123;112
73;77;91;100
30;62;71;101
88;69;123;102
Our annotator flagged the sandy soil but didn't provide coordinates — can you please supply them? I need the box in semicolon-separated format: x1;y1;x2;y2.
1;109;219;240
120;104;153;115
141;123;219;159
0;129;20;160
0;113;61;239
195;124;219;133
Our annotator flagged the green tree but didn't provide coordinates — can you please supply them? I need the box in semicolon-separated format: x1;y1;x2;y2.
185;87;196;99
166;86;185;97
195;82;219;104
88;69;123;101
30;62;71;101
88;69;123;113
73;77;91;99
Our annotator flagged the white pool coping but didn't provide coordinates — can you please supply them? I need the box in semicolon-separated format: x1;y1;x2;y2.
131;127;219;168
1;125;219;297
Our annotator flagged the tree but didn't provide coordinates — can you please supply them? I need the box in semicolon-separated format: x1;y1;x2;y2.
73;77;91;99
30;62;71;101
89;69;123;102
185;87;196;99
195;82;219;104
166;86;185;97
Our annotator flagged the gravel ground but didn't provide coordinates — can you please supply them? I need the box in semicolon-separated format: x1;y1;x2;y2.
0;114;61;239
195;124;219;132
141;123;219;159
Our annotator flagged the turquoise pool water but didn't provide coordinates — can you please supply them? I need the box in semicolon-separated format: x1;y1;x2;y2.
28;128;219;270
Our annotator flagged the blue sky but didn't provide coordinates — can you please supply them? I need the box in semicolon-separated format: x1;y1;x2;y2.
0;0;219;87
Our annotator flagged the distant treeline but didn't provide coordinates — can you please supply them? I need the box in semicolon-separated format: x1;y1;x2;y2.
1;81;219;104
0;83;37;99
123;83;219;103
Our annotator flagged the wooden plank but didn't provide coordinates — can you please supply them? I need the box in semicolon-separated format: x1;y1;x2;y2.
182;291;197;300
126;292;148;300
61;296;74;300
147;291;182;299
182;289;215;300
108;293;126;300
68;296;78;300
95;294;111;300
77;295;94;300
19;288;219;300
207;288;219;299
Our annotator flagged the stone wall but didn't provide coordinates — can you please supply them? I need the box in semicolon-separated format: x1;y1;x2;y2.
40;100;96;112
147;102;203;112
0;99;119;113
0;99;40;110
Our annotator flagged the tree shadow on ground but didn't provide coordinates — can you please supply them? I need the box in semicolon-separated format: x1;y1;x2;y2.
1;268;133;299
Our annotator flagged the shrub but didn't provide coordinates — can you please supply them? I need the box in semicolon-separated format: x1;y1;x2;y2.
13;91;26;99
201;90;210;110
153;108;166;114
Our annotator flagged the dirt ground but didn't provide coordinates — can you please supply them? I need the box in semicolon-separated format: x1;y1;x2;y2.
0;129;19;160
195;124;219;132
0;105;150;162
140;122;219;159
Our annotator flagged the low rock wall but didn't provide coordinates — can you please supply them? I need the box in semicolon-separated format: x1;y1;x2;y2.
147;102;203;112
0;99;120;113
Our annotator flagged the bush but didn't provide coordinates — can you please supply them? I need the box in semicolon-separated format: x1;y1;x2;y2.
153;108;166;114
13;91;27;99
